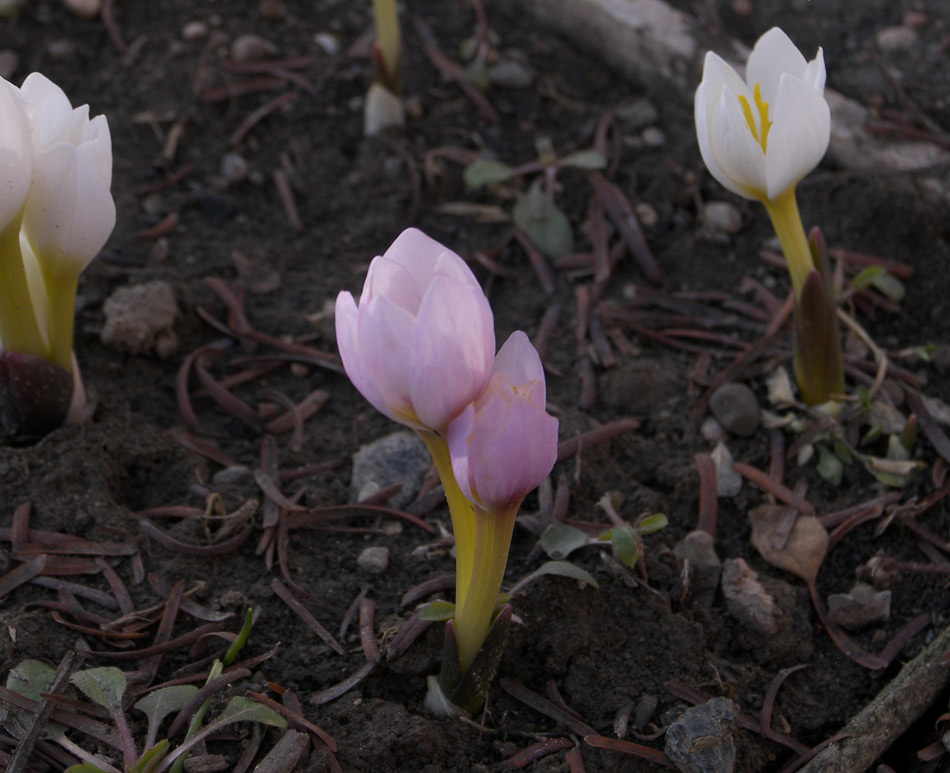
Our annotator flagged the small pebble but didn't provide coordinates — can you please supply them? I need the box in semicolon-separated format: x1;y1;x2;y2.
665;697;736;773
633;694;658;731
616;97;658;129
700;416;726;443
711;441;741;497
487;58;534;89
876;26;916;52
635;202;658;228
182;21;208;41
642;127;666;147
220;152;248;183
258;0;286;20
357;546;390;575
827;583;891;629
231;34;278;62
673;530;721;607
313;32;340;56
350;431;430;509
63;0;100;18
211;465;252;485
903;11;927;28
46;39;76;59
703;201;743;235
709;382;760;436
721;558;779;636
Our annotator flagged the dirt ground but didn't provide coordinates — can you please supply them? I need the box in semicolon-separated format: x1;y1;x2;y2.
2;0;950;771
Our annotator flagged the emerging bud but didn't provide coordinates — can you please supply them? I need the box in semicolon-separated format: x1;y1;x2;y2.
448;331;558;514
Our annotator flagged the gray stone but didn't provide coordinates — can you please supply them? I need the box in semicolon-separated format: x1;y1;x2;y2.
350;431;431;509
721;558;779;637
100;281;179;358
876;26;916;53
703;201;743;235
673;530;721;607
827;583;891;630
616;97;659;130
709;383;760;437
357;546;390;575
665;697;736;773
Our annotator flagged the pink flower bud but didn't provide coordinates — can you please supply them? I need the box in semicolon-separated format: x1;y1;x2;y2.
335;228;495;431
448;331;558;513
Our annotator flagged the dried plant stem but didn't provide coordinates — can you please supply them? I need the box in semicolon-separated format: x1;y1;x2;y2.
799;620;950;772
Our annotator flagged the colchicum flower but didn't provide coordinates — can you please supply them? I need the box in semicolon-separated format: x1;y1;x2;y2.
335;227;495;433
447;331;558;674
695;28;843;404
0;73;115;440
20;73;116;372
336;230;559;716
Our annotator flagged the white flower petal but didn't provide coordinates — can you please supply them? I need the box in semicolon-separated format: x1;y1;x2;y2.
22;143;116;278
709;86;768;199
746;27;809;102
765;74;830;199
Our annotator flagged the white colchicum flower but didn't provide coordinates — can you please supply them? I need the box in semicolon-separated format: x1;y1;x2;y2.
20;73;115;282
0;78;33;235
694;27;830;203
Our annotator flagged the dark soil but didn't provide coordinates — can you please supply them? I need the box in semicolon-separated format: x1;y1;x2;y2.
2;1;950;771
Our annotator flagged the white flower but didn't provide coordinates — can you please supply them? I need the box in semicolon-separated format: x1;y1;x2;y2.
19;73;115;281
695;27;830;202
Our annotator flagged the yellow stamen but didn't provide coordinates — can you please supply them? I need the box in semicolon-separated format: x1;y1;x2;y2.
738;83;772;153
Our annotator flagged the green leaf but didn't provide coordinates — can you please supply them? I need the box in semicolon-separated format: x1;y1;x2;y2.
134;684;198;748
130;740;169;773
463;159;517;189
65;764;113;773
849;266;883;292
558;149;607;170
214;696;286;729
637;514;668;535
223;608;256;666
610;525;640;568
508;560;599;597
418;600;457;622
70;667;127;711
513;179;574;257
6;659;55;701
870;270;905;302
538;523;589;559
816;445;843;486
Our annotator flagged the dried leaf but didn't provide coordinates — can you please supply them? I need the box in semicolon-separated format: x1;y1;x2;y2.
749;505;828;584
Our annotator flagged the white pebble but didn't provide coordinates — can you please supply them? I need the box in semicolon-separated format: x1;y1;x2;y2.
703;201;742;235
357;546;390;575
182;21;208;41
876;26;916;52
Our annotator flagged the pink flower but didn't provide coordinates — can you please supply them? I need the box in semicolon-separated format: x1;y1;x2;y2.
448;331;558;513
335;228;495;431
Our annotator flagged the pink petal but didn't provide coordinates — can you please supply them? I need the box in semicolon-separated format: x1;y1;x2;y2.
411;274;494;430
335;290;385;417
492;331;544;389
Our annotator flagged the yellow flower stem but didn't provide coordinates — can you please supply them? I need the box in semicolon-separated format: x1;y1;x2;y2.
41;270;79;372
762;187;813;301
454;504;517;675
419;430;477;611
0;218;46;359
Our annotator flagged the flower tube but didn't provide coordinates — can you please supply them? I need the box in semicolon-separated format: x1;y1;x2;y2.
695;28;843;404
447;331;558;674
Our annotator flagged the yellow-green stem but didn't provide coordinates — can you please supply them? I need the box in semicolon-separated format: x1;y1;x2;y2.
41;271;78;372
455;505;517;675
419;431;477;611
0;218;46;358
372;0;402;93
763;187;813;301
